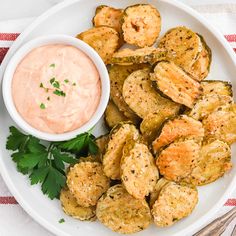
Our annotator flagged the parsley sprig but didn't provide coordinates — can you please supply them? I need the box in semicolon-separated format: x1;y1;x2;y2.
6;126;98;199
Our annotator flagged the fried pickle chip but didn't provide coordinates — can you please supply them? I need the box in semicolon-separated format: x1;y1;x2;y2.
96;184;152;234
104;100;128;128
156;140;201;182
151;182;198;227
202;104;236;145
77;26;119;64
188;94;233;120
121;141;159;199
140;112;167;144
158;26;202;71
201;80;233;97
111;47;166;65
67;162;110;207
60;187;96;221
109;64;147;123
184;140;232;186
123;69;181;119
78;155;101;163
149;178;170;207
103;123;139;179
152;115;204;153
93;5;123;34
187;35;212;81
95;134;109;156
122;4;161;47
150;61;202;108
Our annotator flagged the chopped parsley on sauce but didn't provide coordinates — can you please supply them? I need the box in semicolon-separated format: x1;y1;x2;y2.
40;103;46;109
53;90;66;97
49;63;55;68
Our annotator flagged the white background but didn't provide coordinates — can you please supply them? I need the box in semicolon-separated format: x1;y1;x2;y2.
0;0;235;21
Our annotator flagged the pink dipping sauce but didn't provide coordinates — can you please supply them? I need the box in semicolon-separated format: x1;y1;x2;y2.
12;44;101;134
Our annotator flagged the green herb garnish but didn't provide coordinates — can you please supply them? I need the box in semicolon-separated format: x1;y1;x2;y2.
40;103;46;109
50;78;55;84
53;90;66;97
6;126;98;199
53;81;60;89
59;218;65;224
64;79;69;83
49;63;55;68
72;82;76;86
40;83;44;88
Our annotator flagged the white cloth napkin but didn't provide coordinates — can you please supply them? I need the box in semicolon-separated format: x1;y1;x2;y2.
0;2;236;236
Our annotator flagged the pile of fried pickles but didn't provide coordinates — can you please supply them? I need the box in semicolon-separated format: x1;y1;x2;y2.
60;4;236;234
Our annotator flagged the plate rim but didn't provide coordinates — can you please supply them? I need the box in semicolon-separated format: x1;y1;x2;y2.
0;0;236;236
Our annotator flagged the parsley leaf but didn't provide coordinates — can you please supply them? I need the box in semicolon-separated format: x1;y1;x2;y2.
6;126;98;200
19;152;47;169
29;167;49;185
52;149;77;165
11;152;29;174
88;139;99;155
58;133;88;152
6;126;28;151
41;166;66;199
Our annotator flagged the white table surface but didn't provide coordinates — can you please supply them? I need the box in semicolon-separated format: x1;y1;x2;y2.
0;0;234;21
0;0;236;236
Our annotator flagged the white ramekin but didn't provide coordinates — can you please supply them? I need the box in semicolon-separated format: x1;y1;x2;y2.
2;35;110;141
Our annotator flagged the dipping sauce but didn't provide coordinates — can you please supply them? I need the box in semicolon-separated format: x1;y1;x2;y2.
12;44;101;134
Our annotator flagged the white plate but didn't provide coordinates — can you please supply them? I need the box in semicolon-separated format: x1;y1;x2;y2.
0;0;236;236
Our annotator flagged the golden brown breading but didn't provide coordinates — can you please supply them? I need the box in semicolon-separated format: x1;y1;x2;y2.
121;142;159;199
201;80;233;97
109;64;147;123
67;162;110;207
152;115;204;153
150;61;202;108
188;94;233;120
123;69;181;119
122;4;161;47
103;123;139;179
96;184;151;233
60;187;96;221
151;182;198;227
156;139;201;182
77;26;119;64
158;26;202;71
93;5;123;34
202;104;236;145
104;100;128;128
149;178;170;207
184;140;232;185
187;35;212;81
